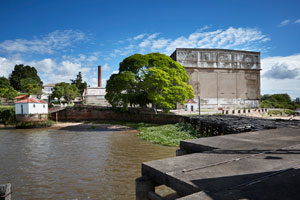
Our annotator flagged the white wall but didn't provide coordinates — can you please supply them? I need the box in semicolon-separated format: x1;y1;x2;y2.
15;103;48;114
15;103;29;114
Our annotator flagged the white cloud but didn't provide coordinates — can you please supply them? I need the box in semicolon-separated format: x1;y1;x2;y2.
295;19;300;24
279;19;290;27
162;27;269;54
0;30;86;54
133;34;146;40
151;39;170;51
261;53;300;98
139;33;160;48
102;64;111;71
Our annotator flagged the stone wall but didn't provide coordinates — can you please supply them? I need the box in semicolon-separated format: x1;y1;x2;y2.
50;105;182;124
16;114;48;122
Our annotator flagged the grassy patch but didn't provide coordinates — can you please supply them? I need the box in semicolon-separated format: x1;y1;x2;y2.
82;121;198;146
137;123;197;146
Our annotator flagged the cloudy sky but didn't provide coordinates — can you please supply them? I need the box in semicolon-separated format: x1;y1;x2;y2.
0;0;300;98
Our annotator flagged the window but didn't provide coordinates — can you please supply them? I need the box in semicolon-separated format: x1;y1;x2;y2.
43;105;45;108
96;96;104;99
33;104;35;108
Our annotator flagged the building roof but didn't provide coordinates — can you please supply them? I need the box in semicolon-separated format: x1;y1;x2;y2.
43;83;56;87
15;94;29;99
186;99;197;104
15;97;48;104
85;87;106;96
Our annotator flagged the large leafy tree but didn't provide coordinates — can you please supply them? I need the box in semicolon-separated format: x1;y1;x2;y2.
71;72;87;97
105;53;194;112
0;76;11;89
19;78;42;94
9;64;43;91
52;82;79;104
0;88;18;100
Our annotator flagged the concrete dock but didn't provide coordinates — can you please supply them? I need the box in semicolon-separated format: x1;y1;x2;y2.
137;127;300;200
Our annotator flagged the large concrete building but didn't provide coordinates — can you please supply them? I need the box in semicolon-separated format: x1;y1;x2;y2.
171;48;261;109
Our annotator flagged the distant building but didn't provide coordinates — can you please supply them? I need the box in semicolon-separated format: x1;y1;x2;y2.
15;97;48;122
83;66;110;106
185;99;198;111
41;83;56;100
171;48;261;109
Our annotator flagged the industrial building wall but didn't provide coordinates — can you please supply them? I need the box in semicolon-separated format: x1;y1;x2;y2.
186;68;260;109
171;48;261;109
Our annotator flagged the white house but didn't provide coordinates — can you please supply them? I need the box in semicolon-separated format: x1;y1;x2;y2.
15;98;48;115
41;83;56;100
185;99;198;112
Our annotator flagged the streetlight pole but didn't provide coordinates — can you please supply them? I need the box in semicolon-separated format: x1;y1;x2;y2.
198;96;201;117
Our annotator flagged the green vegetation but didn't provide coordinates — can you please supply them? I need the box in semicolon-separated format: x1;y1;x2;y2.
51;82;79;104
0;76;11;89
0;106;16;125
9;64;43;92
260;93;300;110
84;121;198;146
105;53;194;112
71;72;87;98
137;123;198;146
268;109;294;116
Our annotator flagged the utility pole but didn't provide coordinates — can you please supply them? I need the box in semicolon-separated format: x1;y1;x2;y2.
198;96;201;117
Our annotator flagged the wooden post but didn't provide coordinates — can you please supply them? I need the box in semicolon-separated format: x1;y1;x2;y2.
56;112;58;123
0;183;11;200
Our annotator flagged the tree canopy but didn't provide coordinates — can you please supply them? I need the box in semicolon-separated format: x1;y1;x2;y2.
9;64;43;91
0;76;11;89
105;53;194;111
260;93;300;110
71;72;87;97
0;87;18;100
52;82;79;104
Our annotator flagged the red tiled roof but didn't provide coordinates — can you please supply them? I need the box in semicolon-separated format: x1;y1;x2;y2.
15;97;47;104
15;94;29;99
186;99;197;104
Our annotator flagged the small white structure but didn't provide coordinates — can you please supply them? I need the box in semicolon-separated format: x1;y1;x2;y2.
41;83;56;100
15;98;48;115
185;99;198;112
83;87;109;106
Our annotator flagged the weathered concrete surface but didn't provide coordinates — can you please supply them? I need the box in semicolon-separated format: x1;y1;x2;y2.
170;48;261;109
184;115;300;136
140;128;300;199
180;127;300;154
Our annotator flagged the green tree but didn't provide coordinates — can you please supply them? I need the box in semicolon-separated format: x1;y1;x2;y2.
0;87;18;100
19;78;42;94
52;82;79;104
9;64;43;91
71;72;87;97
0;76;11;89
105;53;194;112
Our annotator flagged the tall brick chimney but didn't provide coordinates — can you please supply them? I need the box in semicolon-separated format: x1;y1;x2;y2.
98;65;102;88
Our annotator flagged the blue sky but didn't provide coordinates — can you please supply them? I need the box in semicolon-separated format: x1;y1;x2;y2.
0;0;300;98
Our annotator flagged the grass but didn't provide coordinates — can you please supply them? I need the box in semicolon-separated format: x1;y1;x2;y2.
84;121;198;146
137;123;198;146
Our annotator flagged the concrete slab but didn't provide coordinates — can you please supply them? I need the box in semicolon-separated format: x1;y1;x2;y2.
179;167;300;200
180;127;300;154
140;128;300;199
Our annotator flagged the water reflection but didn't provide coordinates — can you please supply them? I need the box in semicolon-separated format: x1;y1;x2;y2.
0;126;176;200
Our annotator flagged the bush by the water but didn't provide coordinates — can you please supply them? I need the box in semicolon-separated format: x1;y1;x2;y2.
268;109;294;116
0;106;15;125
260;94;299;110
137;123;198;146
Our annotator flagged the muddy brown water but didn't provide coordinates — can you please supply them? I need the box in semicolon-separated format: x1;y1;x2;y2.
0;125;176;200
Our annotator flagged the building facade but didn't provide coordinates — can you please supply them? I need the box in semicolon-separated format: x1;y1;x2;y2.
15;97;48;122
171;48;261;109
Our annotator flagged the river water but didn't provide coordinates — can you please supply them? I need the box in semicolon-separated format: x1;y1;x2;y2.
0;125;176;200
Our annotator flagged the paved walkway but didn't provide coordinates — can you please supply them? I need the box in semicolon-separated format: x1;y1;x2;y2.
139;127;300;199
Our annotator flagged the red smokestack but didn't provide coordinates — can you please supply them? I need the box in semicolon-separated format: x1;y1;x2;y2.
98;65;102;88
